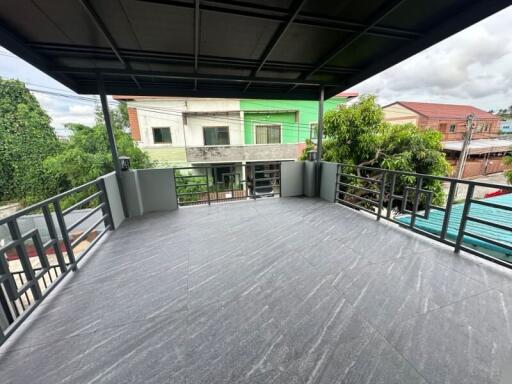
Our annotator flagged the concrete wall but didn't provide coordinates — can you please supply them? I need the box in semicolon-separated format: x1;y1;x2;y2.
186;144;299;163
320;162;338;203
121;168;178;217
281;161;304;197
101;172;125;229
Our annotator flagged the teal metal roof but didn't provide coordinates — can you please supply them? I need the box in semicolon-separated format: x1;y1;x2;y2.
398;193;512;259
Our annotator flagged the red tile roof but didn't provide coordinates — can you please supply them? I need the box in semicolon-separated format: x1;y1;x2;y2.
388;101;498;120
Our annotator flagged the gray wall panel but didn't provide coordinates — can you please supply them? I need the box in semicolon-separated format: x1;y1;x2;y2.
281;161;304;197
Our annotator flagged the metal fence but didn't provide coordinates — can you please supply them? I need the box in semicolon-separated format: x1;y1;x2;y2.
0;178;113;344
174;163;281;206
335;163;512;269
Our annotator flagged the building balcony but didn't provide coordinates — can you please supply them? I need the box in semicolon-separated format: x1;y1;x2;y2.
185;144;302;163
0;162;511;384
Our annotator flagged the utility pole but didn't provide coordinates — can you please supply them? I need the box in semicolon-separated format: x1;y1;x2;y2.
454;113;475;181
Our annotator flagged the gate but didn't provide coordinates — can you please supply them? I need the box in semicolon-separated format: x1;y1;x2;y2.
174;162;281;206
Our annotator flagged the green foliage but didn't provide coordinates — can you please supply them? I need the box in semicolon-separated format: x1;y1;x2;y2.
504;155;512;185
322;95;450;205
0;78;61;205
298;139;316;160
45;107;153;208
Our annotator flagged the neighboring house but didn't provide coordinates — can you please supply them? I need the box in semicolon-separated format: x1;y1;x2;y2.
382;101;501;141
114;93;357;166
443;138;512;178
500;120;512;134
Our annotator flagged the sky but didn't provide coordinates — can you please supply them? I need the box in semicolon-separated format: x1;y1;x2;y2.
0;5;511;133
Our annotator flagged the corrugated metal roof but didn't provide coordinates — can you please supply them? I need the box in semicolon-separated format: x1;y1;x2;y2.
442;138;512;154
0;0;510;99
398;193;512;259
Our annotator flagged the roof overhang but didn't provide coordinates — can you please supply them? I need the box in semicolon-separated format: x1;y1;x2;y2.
0;0;510;100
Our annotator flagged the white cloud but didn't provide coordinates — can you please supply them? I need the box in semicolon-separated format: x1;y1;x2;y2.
68;104;95;116
349;6;512;111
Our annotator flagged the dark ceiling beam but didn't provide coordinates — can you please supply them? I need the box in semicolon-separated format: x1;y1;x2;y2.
138;0;421;40
29;42;361;74
243;0;307;92
304;0;408;79
49;67;342;86
78;0;141;89
193;0;200;90
0;23;79;90
75;82;323;100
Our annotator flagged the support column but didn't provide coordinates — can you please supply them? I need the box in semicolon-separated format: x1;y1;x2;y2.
315;86;324;196
98;79;128;218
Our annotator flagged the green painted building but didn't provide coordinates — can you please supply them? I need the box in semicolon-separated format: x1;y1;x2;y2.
241;94;355;145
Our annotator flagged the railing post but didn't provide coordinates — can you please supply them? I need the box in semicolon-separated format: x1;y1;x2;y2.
440;181;457;241
409;176;423;229
205;168;211;205
376;172;387;220
386;173;396;218
454;184;475;254
98;178;114;230
7;220;42;301
42;205;67;273
252;164;257;200
53;200;77;270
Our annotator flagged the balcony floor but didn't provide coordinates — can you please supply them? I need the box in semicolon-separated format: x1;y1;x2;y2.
1;197;512;384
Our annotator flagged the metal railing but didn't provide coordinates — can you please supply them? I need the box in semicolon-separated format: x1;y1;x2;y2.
335;163;512;269
174;162;281;206
0;178;113;344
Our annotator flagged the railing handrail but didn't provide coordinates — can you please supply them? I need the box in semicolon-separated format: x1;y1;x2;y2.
334;162;512;270
338;163;512;190
0;178;101;225
0;175;114;344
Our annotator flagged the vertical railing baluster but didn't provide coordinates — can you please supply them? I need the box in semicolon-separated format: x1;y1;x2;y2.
7;220;42;302
440;181;457;241
376;171;387;220
252;165;257;200
455;184;475;254
205;167;211;205
409;176;423;229
42;205;67;273
386;173;396;218
53;200;77;270
98;179;114;230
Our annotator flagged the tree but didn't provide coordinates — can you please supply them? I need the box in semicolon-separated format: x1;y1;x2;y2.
44;104;152;207
322;95;450;205
505;155;512;185
0;78;61;205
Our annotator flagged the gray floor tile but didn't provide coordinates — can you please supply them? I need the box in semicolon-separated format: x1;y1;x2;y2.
1;197;511;384
388;290;512;384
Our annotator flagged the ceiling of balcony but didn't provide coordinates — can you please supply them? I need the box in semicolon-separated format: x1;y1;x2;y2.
0;0;510;99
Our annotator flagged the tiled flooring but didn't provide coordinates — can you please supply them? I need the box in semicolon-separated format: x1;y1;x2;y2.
1;197;511;383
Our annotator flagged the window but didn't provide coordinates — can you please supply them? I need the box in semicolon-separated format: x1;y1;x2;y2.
255;124;281;144
310;123;318;141
484;124;489;132
439;123;447;131
152;127;172;143
203;126;230;145
449;124;456;133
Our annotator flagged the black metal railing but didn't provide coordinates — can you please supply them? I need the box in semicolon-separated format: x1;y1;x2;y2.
0;178;113;344
335;163;512;268
174;162;281;206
